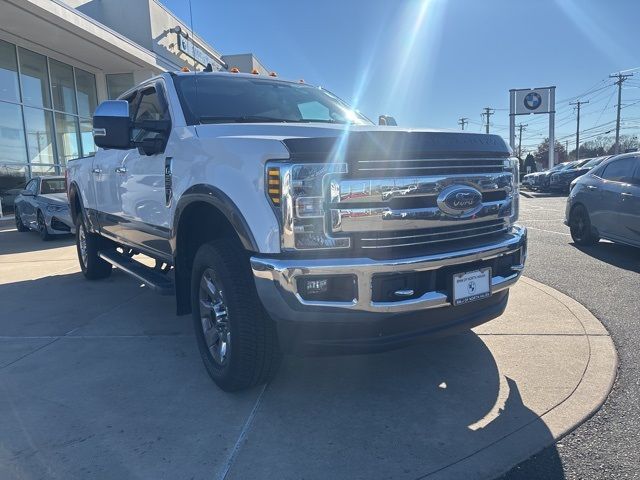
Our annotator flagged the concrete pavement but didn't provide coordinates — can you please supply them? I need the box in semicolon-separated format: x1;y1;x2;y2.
0;226;617;480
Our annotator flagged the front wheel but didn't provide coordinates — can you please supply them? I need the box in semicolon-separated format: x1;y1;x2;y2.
15;208;28;232
570;205;599;246
37;211;51;241
191;238;281;392
76;217;112;279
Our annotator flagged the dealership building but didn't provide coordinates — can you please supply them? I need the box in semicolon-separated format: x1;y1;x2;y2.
0;0;268;214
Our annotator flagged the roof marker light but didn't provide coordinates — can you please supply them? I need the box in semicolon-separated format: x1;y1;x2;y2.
230;67;240;73
269;71;278;77
251;69;260;75
180;66;190;72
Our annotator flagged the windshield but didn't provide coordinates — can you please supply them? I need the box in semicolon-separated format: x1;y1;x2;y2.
581;157;605;168
40;179;66;194
174;75;372;126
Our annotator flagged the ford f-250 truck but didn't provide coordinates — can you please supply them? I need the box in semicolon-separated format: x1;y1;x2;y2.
66;71;527;391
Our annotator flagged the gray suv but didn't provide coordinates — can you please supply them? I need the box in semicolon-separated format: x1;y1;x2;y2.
566;153;640;247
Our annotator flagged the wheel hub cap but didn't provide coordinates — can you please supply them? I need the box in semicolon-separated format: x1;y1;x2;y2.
198;268;230;366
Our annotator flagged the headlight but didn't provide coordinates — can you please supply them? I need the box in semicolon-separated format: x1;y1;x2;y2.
266;162;349;251
46;204;68;213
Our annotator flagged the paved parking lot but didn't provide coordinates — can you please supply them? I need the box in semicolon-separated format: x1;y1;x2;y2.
503;194;640;479
0;215;617;480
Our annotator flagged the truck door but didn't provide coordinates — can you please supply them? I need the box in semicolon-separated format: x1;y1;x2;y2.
92;91;138;240
114;83;172;260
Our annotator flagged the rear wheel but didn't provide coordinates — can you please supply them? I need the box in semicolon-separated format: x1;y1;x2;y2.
76;216;112;279
14;208;28;232
37;211;51;241
570;204;599;245
191;238;281;391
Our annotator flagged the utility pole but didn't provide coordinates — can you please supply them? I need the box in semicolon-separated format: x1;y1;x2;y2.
458;117;469;131
482;107;494;134
569;100;589;160
609;72;633;154
566;140;569;160
516;123;527;159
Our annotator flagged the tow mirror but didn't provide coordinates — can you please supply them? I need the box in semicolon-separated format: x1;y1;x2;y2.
378;115;397;126
93;100;131;149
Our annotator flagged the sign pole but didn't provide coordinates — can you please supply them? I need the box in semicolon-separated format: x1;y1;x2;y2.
548;86;556;167
509;89;516;153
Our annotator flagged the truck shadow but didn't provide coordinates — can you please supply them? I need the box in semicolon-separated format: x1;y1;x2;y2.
0;270;565;479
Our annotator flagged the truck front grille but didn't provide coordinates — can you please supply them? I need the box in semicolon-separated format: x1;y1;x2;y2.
353;219;508;250
353;157;507;178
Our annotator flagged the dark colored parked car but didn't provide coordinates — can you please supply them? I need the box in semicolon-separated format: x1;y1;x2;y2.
549;156;610;193
523;161;577;192
14;176;74;240
566;153;640;247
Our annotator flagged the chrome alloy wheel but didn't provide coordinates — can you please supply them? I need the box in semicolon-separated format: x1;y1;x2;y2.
199;268;230;366
78;223;88;267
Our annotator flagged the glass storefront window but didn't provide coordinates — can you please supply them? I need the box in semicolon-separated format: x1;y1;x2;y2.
55;113;80;164
0;164;27;215
107;73;135;99
23;106;55;165
75;68;98;117
0;39;20;103
79;118;96;157
0;102;27;164
50;59;77;114
18;48;51;108
30;164;58;176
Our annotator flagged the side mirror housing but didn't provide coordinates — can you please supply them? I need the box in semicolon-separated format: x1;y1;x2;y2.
93;100;131;149
378;115;397;126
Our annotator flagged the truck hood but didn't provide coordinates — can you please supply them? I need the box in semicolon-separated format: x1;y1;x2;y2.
194;124;511;158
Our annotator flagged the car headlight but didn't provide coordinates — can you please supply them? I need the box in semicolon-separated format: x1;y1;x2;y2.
266;162;349;251
46;204;68;213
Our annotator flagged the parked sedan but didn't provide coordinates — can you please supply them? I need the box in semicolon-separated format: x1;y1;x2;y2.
549;156;610;193
14;176;74;240
566;153;640;247
525;162;577;192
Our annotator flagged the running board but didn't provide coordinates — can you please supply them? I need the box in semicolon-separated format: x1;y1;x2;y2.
98;250;174;295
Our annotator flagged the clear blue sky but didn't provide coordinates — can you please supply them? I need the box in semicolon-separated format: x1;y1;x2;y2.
163;0;640;154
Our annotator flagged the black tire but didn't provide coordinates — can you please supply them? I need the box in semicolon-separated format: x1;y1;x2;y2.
37;210;51;241
76;216;112;280
191;238;281;392
15;208;28;232
570;204;599;246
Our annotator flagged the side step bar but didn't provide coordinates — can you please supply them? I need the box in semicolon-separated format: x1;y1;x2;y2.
98;250;174;295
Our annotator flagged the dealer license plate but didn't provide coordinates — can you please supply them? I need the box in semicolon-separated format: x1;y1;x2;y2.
452;268;491;306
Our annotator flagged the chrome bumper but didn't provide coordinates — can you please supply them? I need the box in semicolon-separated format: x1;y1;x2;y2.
251;225;527;317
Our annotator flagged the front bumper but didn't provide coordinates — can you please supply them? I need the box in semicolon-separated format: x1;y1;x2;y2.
251;225;527;351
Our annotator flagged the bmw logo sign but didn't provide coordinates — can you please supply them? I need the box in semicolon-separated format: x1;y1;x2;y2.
524;92;542;110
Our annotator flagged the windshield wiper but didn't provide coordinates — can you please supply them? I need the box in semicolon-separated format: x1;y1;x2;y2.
199;115;295;124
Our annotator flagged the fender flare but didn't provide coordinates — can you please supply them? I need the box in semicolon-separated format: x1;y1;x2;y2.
171;184;259;254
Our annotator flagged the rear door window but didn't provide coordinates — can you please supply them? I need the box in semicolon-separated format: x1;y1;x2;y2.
600;157;636;183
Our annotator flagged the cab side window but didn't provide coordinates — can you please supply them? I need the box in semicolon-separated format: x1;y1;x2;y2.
600;158;636;183
131;87;170;142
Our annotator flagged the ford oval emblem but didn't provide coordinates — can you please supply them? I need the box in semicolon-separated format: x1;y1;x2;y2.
437;185;483;217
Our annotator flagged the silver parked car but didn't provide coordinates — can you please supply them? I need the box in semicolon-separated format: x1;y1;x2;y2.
565;153;640;247
14;176;74;240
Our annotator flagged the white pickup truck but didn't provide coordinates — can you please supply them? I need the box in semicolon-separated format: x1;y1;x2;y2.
66;71;527;391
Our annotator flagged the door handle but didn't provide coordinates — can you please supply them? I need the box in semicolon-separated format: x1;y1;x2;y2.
586;185;598;190
91;168;102;174
115;167;128;174
621;192;633;197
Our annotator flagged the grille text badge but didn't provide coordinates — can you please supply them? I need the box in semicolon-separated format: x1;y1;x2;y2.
437;185;483;217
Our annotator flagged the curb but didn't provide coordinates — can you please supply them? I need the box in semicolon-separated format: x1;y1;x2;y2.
429;276;619;479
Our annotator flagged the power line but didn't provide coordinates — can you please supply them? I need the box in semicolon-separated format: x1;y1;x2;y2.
610;72;634;153
482;107;494;134
569;100;589;160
